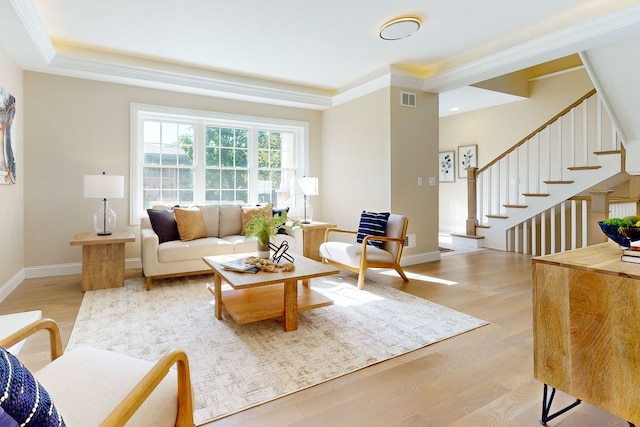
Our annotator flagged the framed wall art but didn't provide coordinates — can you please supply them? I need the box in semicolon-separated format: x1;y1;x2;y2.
457;144;477;179
0;86;16;185
438;151;455;183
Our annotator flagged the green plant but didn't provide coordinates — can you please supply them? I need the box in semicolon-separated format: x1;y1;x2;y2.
244;204;303;247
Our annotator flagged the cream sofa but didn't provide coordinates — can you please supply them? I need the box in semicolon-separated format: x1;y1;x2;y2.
141;204;300;290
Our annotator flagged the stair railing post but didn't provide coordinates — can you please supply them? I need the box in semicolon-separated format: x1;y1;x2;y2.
467;167;478;236
588;187;614;245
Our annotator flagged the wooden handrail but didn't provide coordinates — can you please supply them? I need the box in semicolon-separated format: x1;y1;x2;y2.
477;89;597;174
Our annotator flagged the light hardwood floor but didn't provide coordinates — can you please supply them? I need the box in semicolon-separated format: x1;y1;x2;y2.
1;249;631;426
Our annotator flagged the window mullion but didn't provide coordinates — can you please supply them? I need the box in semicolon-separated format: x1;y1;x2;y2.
194;120;206;204
248;126;259;204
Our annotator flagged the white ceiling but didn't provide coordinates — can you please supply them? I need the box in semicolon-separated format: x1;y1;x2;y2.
2;0;640;114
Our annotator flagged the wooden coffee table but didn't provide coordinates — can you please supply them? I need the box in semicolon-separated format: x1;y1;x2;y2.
203;254;339;331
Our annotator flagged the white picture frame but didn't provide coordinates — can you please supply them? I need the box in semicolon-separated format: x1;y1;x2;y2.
438;151;455;183
458;144;477;179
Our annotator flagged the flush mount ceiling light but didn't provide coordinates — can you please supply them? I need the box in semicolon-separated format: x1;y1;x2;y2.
379;16;421;40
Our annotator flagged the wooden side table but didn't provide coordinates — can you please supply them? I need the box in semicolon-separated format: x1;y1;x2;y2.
301;221;337;262
70;231;135;291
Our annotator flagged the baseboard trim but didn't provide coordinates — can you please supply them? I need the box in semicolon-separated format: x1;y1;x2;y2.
22;258;143;279
401;251;440;266
0;269;26;303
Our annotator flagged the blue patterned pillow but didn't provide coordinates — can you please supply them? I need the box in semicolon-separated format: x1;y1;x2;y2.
272;207;290;234
0;347;65;426
356;211;390;249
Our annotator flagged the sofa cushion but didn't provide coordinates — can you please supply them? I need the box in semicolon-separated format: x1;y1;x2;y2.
158;237;233;263
174;207;208;241
356;211;390;249
147;209;180;243
0;346;65;426
198;205;220;237
218;204;242;237
240;205;272;236
319;241;394;268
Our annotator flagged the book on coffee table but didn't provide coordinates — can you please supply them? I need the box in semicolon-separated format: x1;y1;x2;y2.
221;258;261;273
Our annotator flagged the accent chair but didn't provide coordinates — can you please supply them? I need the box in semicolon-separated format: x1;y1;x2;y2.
319;212;409;289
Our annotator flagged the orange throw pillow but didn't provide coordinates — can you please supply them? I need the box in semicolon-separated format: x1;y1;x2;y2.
174;207;208;241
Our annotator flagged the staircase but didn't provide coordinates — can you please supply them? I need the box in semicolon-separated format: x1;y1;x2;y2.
466;89;627;254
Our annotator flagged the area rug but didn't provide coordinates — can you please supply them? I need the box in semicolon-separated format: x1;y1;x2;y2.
67;272;487;425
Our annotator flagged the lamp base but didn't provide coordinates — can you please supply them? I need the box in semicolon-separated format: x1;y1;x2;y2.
93;199;117;236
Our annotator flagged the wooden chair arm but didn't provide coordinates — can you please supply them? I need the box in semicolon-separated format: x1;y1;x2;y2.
360;235;405;257
361;235;405;245
101;349;194;427
0;318;63;361
324;228;357;242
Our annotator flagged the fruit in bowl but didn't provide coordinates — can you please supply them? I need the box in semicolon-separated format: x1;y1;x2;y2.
599;216;640;248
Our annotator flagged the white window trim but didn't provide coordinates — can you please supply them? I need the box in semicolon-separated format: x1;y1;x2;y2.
130;103;309;225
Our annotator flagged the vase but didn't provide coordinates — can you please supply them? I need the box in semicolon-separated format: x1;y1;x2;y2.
257;242;270;259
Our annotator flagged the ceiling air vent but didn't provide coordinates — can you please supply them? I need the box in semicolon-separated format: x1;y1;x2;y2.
400;91;416;107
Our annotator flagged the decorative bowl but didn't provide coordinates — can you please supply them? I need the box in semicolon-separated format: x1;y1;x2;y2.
598;221;640;248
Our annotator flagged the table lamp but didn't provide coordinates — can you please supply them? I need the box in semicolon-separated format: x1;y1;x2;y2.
297;177;318;224
84;172;124;235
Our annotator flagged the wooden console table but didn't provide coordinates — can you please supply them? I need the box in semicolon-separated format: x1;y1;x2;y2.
533;242;640;425
70;231;135;291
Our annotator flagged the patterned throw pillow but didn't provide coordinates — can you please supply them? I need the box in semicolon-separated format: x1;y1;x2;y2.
0;347;65;426
272;207;290;234
356;211;390;249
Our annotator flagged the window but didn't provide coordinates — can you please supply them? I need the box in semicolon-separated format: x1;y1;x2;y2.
130;104;308;224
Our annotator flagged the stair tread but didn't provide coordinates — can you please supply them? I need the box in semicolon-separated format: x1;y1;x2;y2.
486;214;508;219
594;150;621;155
503;204;528;208
523;193;550;197
568;165;601;170
476;224;490;229
543;180;574;184
450;233;485;240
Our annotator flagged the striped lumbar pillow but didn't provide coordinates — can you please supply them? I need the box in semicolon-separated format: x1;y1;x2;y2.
356;211;390;249
0;347;65;426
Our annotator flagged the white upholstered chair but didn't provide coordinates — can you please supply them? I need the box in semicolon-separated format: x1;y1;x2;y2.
319;213;409;289
0;318;194;427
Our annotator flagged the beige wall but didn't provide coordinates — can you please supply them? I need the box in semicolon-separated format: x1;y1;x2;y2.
0;43;24;288
321;88;391;230
321;86;440;257
439;68;595;233
390;87;439;254
24;72;321;267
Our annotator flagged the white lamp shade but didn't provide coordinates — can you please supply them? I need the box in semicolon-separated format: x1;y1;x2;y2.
84;175;124;199
297;177;318;196
290;177;304;196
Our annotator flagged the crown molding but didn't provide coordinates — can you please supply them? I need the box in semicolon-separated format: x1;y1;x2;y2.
8;0;55;64
49;53;334;109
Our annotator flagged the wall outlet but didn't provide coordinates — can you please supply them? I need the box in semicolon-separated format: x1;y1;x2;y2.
404;233;417;248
